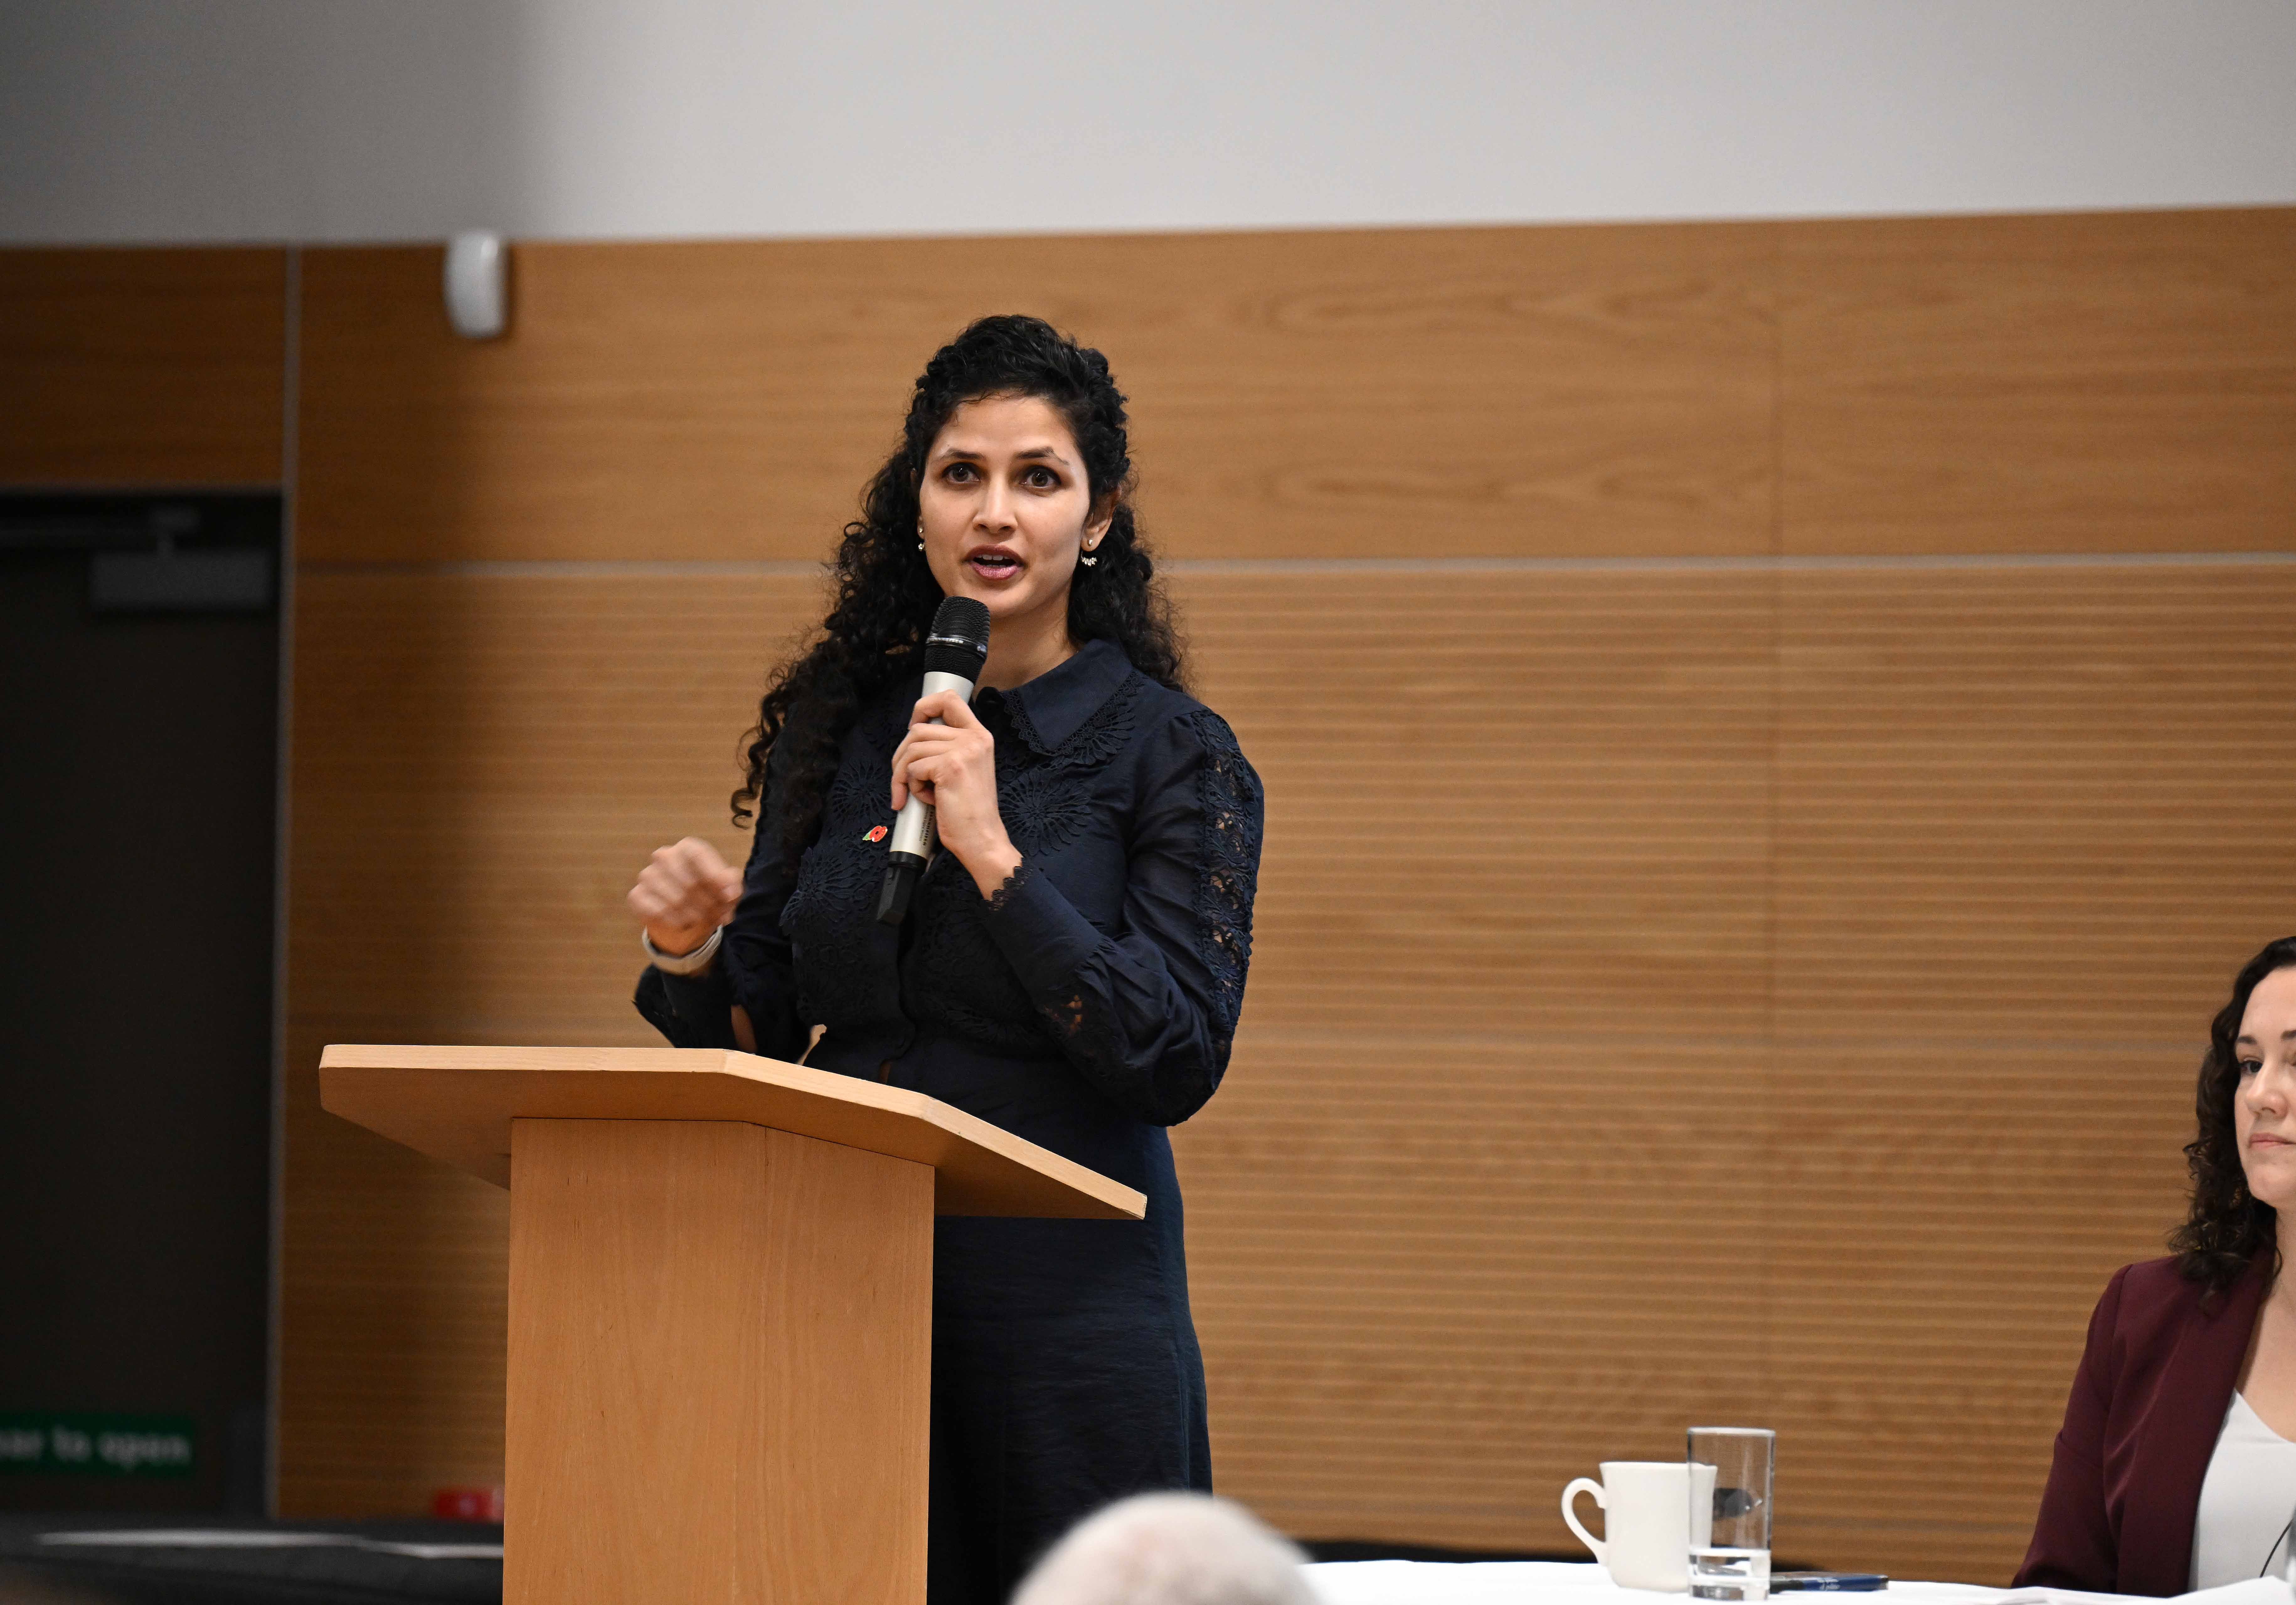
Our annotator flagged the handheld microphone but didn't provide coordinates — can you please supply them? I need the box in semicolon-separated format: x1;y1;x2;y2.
874;596;991;925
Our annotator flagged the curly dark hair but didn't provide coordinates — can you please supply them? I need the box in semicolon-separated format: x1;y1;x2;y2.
732;314;1185;867
2170;934;2296;1290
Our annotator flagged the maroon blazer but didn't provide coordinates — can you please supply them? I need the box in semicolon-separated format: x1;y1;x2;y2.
2016;1252;2269;1596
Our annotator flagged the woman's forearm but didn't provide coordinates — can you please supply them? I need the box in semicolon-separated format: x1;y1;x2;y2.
966;840;1025;900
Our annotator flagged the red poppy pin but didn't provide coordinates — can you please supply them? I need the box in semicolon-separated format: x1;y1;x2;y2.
864;825;889;843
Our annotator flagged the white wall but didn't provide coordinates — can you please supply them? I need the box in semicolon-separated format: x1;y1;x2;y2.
3;0;2292;245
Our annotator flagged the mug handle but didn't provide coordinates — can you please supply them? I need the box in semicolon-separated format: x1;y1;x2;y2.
1560;1476;1607;1564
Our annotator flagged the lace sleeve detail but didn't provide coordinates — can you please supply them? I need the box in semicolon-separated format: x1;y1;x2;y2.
1187;708;1261;1044
968;695;1264;1126
986;859;1032;914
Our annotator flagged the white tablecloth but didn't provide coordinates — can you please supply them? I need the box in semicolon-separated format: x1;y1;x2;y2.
1301;1560;2296;1605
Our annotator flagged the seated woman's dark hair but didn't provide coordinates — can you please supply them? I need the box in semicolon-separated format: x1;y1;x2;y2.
732;314;1184;868
2171;934;2296;1290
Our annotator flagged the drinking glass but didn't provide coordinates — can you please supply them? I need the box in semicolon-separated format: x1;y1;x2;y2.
1688;1426;1774;1602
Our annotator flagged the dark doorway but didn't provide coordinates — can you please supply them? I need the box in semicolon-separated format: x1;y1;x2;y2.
0;494;281;1513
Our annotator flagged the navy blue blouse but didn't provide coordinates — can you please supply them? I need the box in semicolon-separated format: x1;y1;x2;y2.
634;637;1264;1604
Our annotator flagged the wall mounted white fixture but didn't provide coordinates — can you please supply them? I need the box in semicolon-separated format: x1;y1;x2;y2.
444;231;508;339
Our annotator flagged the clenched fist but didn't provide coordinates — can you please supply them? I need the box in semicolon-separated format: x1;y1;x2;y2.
628;837;743;960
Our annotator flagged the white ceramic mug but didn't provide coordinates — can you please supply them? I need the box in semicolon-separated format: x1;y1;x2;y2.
1561;1460;1718;1592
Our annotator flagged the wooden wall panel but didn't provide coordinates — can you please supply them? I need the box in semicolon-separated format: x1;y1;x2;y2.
1167;567;1770;1547
1177;562;2283;1578
1779;209;2296;556
1176;1031;1771;1550
274;1028;508;1516
0;247;286;485
1763;1045;2191;1580
279;573;819;1513
283;573;818;1042
295;226;1776;565
1178;570;1772;1040
1774;565;2296;1039
279;209;2296;1582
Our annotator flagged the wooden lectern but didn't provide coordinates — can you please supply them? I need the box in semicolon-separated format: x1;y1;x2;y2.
319;1044;1144;1605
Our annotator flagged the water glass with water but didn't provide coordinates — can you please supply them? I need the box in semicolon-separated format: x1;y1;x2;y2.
1688;1426;1774;1602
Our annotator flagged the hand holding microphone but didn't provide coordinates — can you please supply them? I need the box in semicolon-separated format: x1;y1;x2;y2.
887;692;1019;883
878;597;1015;921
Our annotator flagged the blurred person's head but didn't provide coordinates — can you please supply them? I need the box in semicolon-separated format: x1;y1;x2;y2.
1011;1492;1317;1605
2172;934;2296;1290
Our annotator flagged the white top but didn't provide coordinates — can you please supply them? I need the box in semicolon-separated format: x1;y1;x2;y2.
2192;1392;2296;1590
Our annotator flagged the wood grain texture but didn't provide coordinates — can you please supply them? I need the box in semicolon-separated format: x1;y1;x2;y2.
294;225;1776;564
1761;1045;2192;1581
277;570;818;1514
1173;1031;2188;1579
0;247;286;485
1773;563;2296;1040
1173;1030;1772;1550
506;1119;931;1605
277;212;2296;1580
1779;209;2296;556
1177;568;1775;1040
277;561;2263;1576
318;1044;1143;1217
282;569;816;1041
275;562;1773;1513
276;1014;512;1517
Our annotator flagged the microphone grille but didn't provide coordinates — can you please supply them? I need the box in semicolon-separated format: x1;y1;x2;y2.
929;596;991;649
922;596;991;680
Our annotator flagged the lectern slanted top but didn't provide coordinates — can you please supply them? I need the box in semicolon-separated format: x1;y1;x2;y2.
318;1043;1144;1605
319;1041;1145;1217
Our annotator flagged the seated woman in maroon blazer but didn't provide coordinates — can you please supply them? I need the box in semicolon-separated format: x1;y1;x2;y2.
2018;935;2296;1595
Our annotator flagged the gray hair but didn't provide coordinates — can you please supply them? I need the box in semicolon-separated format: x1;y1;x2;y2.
1012;1493;1319;1605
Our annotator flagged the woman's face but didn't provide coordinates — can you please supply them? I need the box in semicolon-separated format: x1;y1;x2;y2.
919;393;1110;634
2234;965;2296;1209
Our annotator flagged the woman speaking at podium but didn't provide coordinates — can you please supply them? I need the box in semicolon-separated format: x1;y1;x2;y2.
624;316;1264;1603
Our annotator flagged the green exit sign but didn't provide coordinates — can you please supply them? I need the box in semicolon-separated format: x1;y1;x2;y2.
0;1414;197;1478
